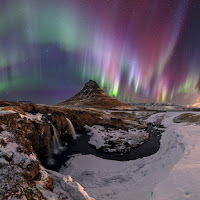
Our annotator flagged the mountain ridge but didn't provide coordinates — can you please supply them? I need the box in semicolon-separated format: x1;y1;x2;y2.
58;80;129;109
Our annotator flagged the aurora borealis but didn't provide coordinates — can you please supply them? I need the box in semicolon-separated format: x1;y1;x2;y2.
0;0;200;104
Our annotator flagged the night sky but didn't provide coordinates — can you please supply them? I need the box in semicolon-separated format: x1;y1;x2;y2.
0;0;200;105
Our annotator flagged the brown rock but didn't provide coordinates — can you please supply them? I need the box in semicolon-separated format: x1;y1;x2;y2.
57;80;130;109
0;101;20;106
2;106;25;114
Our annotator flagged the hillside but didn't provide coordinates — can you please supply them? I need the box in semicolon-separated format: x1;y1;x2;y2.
58;80;129;109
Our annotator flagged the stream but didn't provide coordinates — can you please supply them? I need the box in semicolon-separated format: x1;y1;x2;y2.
42;123;164;171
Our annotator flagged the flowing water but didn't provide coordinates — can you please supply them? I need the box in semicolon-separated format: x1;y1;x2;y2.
46;120;77;166
44;124;163;171
66;118;77;139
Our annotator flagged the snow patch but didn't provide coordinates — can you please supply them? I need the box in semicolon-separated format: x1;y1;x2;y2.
0;127;94;200
85;125;149;153
19;112;43;121
0;131;38;167
60;111;200;200
39;170;95;200
0;107;16;115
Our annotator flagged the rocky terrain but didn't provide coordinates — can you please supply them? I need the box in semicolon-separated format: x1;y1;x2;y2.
0;104;98;199
0;81;151;199
6;76;198;200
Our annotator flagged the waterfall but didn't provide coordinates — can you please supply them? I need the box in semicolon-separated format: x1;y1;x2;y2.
66;118;77;139
46;119;76;166
51;124;65;153
47;125;55;165
47;143;55;166
47;124;66;165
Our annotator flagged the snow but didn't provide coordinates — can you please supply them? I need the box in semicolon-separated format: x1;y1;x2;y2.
0;130;44;199
85;125;105;149
0;131;38;167
19;112;43;121
0;107;16;115
0;123;94;200
85;125;148;153
146;112;166;123
150;116;200;200
2;106;200;199
38;170;95;200
60;111;200;200
134;111;156;119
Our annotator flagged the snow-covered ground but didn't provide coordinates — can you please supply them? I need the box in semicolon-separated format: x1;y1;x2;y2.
60;111;200;200
85;125;148;153
0;107;16;115
19;112;43;121
41;170;95;200
0;108;93;200
0;123;94;200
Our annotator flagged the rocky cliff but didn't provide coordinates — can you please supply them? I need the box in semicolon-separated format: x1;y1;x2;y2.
0;103;99;199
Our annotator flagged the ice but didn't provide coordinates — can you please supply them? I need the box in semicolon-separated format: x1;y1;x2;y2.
2;106;200;199
60;111;200;200
85;125;148;153
150;115;200;199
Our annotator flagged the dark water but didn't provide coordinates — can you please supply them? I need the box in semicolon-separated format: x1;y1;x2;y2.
42;123;164;171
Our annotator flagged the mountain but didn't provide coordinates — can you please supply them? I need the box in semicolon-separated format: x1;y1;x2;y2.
58;80;129;109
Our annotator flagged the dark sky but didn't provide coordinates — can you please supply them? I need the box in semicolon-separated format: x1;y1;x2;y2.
0;0;200;105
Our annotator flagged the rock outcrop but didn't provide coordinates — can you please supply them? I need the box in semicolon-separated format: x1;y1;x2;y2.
0;101;20;107
0;105;97;199
20;103;101;130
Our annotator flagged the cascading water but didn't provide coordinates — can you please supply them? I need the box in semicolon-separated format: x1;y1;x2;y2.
47;143;55;166
47;125;55;166
47;124;65;165
66;118;77;139
51;124;65;154
46;118;77;166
